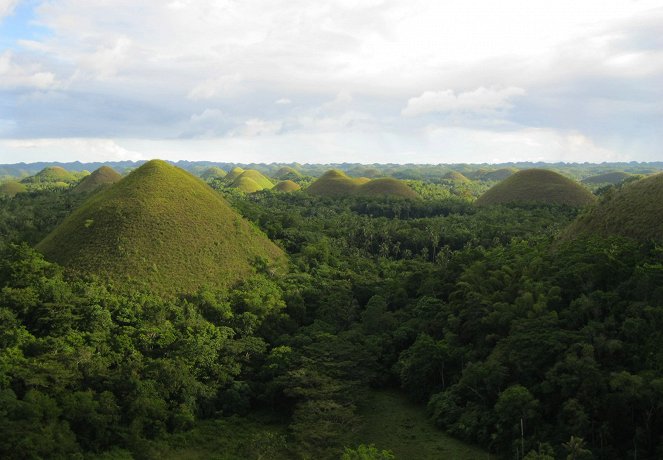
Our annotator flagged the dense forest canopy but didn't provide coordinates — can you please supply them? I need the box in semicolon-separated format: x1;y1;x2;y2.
1;161;663;459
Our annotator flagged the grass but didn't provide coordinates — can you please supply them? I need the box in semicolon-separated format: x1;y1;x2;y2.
564;172;663;242
231;176;263;193
200;166;227;180
0;180;27;197
225;167;245;182
21;166;77;184
307;170;418;199
274;180;301;192
73;166;122;193
443;171;470;183
475;169;595;207
36;160;284;296
581;171;633;185
481;168;517;181
348;390;487;460
275;166;303;180
232;170;274;190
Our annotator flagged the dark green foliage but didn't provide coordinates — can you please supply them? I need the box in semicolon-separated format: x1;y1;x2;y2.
0;181;27;197
476;169;596;207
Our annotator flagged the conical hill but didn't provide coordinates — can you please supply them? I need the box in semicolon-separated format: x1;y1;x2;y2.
357;178;418;199
232;170;273;190
563;173;663;242
0;181;27;197
306;170;359;196
36;160;284;295
200;166;227;180
274;180;301;192
581;172;633;185
443;171;470;183
475;169;595;207
225;167;245;182
73;166;122;193
274;166;303;180
22;166;76;184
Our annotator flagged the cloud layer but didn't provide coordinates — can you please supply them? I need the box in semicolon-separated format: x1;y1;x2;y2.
0;0;662;163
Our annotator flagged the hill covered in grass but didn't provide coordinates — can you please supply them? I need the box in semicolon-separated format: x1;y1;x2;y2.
306;170;360;196
200;166;227;180
225;167;245;182
73;166;122;193
36;160;284;295
356;178;418;199
230;170;274;192
0;181;27;197
274;180;301;192
442;171;470;183
475;169;595;207
21;166;77;184
482;168;518;181
274;166;303;181
581;171;634;185
564;173;663;242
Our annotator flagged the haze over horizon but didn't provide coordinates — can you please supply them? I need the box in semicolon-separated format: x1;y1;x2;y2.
1;0;662;165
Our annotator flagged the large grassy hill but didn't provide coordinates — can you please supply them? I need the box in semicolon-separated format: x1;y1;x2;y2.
0;181;27;197
306;170;360;196
21;166;77;184
564;173;663;242
230;170;274;192
36;160;284;295
225;167;245;182
356;178;418;199
475;169;595;207
274;180;301;192
274;166;303;180
442;171;470;183
199;166;227;180
73;166;122;193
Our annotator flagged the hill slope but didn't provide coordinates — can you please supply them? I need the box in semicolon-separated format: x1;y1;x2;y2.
564;173;663;242
200;166;227;180
36;160;284;295
225;167;245;182
0;181;27;197
306;170;359;196
21;166;76;184
73;166;122;193
442;171;470;183
274;166;303;180
581;171;633;185
357;178;418;199
274;180;301;192
475;169;595;207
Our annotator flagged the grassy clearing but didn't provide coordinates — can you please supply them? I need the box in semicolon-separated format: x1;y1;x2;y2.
349;390;487;460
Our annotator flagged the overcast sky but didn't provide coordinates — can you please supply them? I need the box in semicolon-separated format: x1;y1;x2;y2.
0;0;662;164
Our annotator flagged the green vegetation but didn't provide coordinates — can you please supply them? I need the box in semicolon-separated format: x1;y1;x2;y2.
225;166;245;182
306;169;360;196
350;391;485;459
274;180;302;192
564;172;663;242
73;166;122;193
0;180;27;197
442;171;470;183
581;171;633;185
480;167;518;181
274;166;303;181
4;160;663;459
231;176;263;193
476;169;596;207
199;166;227;180
36;160;284;295
232;170;274;190
21;166;77;184
356;178;418;199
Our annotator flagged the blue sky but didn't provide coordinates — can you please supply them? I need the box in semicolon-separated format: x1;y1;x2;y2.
1;0;662;164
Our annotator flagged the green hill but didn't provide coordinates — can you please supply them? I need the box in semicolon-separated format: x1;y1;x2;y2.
274;166;303;181
442;171;470;183
581;171;633;185
357;178;418;199
274;180;301;192
353;177;372;185
36;160;284;296
482;168;517;181
306;170;360;196
235;170;273;189
231;176;263;193
225;167;245;182
0;181;27;197
21;166;76;184
475;169;595;207
73;166;122;193
564;173;663;242
200;166;227;180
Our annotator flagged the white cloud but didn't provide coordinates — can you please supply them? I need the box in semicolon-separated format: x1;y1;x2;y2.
275;98;291;105
235;118;282;137
2;138;144;161
0;0;19;22
402;86;526;117
0;51;59;89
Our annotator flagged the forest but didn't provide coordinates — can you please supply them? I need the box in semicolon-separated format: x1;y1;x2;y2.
1;161;663;459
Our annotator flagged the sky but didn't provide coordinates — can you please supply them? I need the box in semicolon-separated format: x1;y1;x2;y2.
0;0;662;164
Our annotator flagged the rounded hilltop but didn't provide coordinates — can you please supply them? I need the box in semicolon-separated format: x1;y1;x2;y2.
442;171;470;183
225;167;245;182
199;166;227;180
0;181;27;197
481;168;517;181
356;178;418;199
274;166;303;180
73;166;122;193
22;166;77;184
563;173;663;243
475;169;595;207
581;171;634;185
229;170;274;192
36;159;284;296
306;169;359;196
274;180;301;192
